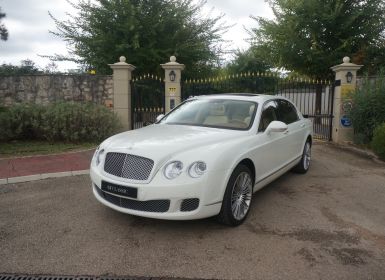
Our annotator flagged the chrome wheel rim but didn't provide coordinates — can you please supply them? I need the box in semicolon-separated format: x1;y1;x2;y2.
303;142;311;169
231;172;252;221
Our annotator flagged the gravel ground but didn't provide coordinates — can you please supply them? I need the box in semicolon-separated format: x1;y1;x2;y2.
0;143;384;280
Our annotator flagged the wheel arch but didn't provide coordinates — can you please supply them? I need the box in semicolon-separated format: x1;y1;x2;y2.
217;158;256;226
307;134;312;146
237;158;256;185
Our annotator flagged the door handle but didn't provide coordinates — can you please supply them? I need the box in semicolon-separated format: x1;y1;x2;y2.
300;123;305;128
284;130;289;134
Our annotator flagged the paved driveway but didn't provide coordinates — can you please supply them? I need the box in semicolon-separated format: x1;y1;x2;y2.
0;143;384;279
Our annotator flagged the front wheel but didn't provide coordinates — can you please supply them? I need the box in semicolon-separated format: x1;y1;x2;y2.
217;164;253;226
293;140;311;174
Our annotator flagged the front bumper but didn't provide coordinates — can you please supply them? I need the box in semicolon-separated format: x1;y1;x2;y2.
90;166;227;220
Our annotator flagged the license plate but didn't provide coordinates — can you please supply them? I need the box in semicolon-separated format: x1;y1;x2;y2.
101;181;137;199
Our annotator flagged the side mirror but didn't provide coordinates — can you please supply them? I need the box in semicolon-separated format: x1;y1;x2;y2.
266;121;288;134
156;114;165;123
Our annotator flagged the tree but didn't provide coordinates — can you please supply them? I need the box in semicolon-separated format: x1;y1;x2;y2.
251;0;385;115
0;60;41;76
251;0;385;78
49;0;227;78
0;7;8;41
225;48;271;74
44;62;59;73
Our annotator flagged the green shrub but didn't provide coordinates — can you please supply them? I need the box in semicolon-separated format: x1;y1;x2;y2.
41;102;122;142
0;103;45;141
0;106;8;113
349;76;385;143
0;102;122;142
371;123;385;160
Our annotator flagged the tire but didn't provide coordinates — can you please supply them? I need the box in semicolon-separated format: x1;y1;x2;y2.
293;140;311;174
217;164;253;226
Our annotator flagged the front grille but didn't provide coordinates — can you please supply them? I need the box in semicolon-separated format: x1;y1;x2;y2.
104;152;154;181
180;198;199;212
94;185;170;213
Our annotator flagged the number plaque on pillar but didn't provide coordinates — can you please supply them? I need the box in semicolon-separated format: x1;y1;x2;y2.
161;56;185;113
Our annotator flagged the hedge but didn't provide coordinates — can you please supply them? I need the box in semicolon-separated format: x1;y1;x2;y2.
0;102;122;142
349;76;385;144
371;123;385;160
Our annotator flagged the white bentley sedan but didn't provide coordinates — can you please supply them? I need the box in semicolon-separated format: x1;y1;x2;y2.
91;94;312;226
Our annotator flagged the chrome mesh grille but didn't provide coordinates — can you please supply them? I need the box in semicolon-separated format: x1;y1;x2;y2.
104;152;154;180
180;198;200;212
94;185;170;213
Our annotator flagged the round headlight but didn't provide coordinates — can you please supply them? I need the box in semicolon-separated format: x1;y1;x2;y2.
164;161;183;179
96;149;105;166
188;161;207;178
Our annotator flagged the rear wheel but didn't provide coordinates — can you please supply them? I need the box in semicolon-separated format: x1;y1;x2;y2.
293;140;311;174
217;164;253;226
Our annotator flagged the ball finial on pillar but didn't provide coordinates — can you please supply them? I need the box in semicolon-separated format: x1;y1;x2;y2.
343;56;350;63
119;56;126;63
170;56;176;63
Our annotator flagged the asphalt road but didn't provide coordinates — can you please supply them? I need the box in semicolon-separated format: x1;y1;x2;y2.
1;143;385;280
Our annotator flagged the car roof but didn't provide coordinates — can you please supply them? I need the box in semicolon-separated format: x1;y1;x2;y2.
192;93;282;103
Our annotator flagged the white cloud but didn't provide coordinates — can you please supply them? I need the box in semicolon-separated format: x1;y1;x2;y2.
203;0;274;56
205;0;273;19
1;0;77;70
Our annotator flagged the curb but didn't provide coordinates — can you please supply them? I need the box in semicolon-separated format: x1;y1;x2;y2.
326;142;385;164
0;169;90;185
0;147;96;160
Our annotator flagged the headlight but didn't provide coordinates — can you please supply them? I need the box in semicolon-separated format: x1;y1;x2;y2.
188;161;207;178
93;146;105;166
92;146;99;164
163;161;183;179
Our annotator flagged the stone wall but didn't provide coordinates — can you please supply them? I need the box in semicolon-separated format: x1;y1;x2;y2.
0;74;113;107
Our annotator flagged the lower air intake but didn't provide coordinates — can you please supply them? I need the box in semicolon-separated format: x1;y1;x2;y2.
180;198;199;212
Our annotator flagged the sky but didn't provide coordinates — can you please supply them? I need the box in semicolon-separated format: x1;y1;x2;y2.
0;0;274;71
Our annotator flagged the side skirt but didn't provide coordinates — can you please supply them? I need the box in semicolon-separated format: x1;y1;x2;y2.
253;156;301;193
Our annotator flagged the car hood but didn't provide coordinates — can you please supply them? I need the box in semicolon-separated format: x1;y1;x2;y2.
103;124;246;161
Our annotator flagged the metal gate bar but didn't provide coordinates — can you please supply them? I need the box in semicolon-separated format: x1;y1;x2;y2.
131;77;165;129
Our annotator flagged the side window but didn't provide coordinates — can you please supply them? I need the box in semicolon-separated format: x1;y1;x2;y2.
276;100;299;124
258;101;278;132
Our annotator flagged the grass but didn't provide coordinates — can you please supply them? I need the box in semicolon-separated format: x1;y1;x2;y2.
0;141;97;158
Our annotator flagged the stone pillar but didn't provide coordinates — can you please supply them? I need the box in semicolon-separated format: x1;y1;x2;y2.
330;57;363;144
109;56;135;130
161;56;185;113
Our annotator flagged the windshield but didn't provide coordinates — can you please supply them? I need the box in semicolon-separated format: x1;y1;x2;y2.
159;99;258;130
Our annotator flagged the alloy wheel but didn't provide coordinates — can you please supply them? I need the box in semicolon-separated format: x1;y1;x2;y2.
231;172;252;220
304;142;311;169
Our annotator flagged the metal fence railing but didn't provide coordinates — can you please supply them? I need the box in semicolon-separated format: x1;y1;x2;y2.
132;107;164;130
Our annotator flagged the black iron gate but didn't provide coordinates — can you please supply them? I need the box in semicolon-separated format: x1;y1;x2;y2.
181;73;334;141
131;75;165;129
182;74;279;99
275;80;334;141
